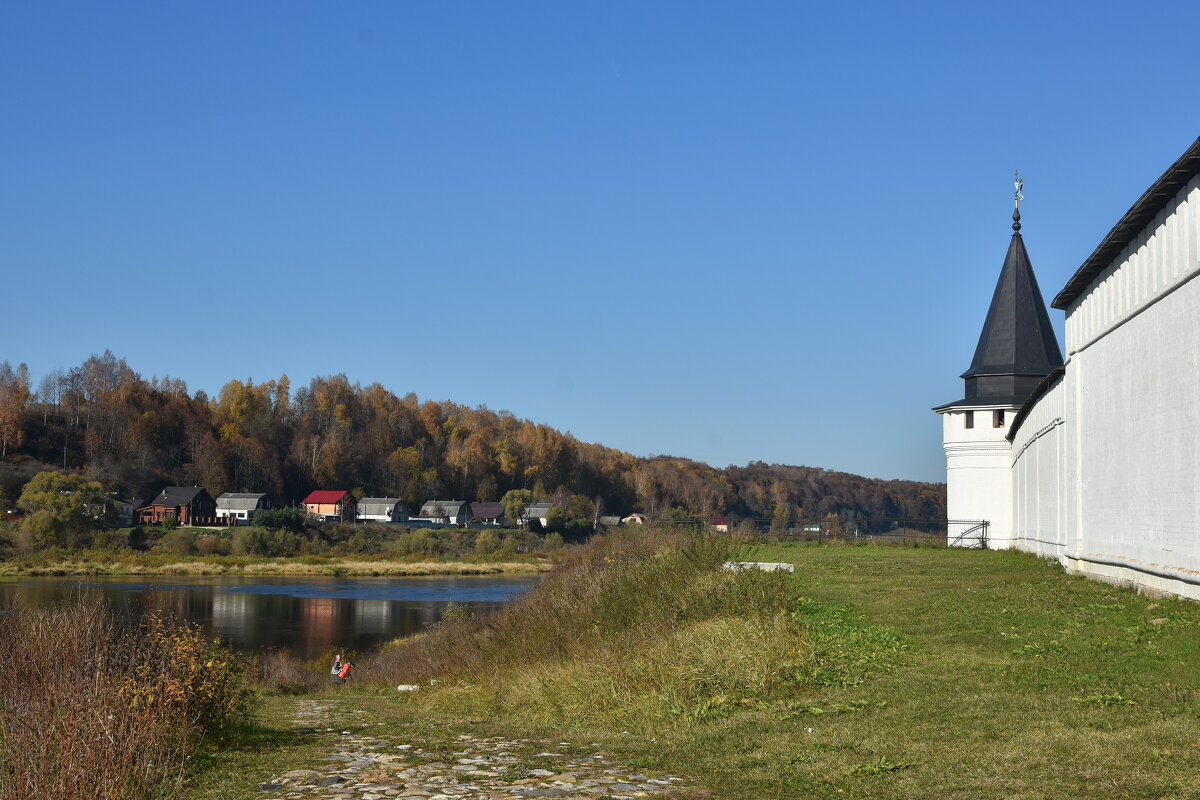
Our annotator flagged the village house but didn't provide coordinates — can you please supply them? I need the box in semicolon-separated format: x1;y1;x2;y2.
468;501;506;526
303;490;356;523
520;503;553;528
416;500;472;525
215;492;271;526
135;487;218;526
113;497;140;526
356;497;409;524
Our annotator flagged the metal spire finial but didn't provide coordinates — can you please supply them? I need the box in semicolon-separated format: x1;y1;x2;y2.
1012;170;1023;233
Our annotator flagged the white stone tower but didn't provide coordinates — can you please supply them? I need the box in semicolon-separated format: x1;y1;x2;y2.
934;182;1063;547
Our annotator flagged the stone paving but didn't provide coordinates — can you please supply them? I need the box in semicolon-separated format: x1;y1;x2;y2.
254;700;686;800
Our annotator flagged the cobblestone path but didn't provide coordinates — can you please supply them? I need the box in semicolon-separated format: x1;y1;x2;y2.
253;700;687;800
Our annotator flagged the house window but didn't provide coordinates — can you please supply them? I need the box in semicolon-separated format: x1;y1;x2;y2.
993;410;1005;428
964;411;974;429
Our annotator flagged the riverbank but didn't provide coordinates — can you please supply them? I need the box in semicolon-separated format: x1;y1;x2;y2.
0;555;553;577
187;539;1200;799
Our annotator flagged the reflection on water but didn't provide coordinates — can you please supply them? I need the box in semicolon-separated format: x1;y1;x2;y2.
0;575;537;659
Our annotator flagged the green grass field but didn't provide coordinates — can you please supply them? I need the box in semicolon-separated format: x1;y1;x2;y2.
185;542;1200;800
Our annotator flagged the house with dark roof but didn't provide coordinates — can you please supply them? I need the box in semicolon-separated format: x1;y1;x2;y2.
135;487;218;526
467;501;506;526
303;490;356;522
216;492;271;526
356;498;409;524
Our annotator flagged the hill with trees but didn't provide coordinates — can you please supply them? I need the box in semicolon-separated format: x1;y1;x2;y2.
0;352;944;534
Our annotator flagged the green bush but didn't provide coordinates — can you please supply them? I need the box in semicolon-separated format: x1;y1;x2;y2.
251;507;306;534
153;530;197;556
338;531;381;555
387;529;440;558
231;527;302;557
195;534;229;556
474;530;499;556
88;529;127;551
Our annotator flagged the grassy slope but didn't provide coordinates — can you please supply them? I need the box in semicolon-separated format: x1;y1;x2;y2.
187;544;1200;800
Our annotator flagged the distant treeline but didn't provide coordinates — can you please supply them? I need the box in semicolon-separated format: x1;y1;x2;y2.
0;352;945;530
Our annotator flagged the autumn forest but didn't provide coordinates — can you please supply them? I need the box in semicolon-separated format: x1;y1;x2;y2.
0;352;945;531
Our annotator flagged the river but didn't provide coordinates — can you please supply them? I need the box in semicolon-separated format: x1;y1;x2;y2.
0;574;538;659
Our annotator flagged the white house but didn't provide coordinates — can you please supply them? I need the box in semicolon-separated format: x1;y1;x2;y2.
216;493;270;526
940;136;1200;600
356;498;409;524
519;502;553;528
417;500;472;525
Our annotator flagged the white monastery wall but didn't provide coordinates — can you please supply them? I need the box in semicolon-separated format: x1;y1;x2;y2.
1016;174;1200;600
1010;378;1070;559
1064;177;1200;355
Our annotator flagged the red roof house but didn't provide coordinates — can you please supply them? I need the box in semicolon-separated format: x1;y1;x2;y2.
303;490;356;522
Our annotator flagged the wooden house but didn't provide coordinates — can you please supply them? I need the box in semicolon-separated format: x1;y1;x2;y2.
135;487;218;526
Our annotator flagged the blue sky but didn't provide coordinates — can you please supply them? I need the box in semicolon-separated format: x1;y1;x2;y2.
3;2;1198;483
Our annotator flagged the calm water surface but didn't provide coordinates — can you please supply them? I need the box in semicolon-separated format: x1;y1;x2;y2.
0;574;538;658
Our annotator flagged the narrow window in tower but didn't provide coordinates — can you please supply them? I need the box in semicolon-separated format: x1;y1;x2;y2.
964;411;974;429
993;410;1005;428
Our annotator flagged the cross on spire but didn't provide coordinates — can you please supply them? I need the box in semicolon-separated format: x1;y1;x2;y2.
1012;170;1024;233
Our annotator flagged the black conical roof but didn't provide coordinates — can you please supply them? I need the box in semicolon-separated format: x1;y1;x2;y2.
935;211;1064;411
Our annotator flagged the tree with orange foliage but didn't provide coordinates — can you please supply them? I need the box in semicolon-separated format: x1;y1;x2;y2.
0;361;30;458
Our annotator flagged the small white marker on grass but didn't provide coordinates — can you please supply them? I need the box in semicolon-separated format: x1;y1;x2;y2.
721;562;794;572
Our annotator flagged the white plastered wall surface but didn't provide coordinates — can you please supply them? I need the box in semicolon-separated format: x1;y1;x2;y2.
1011;176;1200;599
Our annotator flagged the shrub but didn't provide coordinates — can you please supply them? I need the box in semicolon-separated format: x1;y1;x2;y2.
0;594;248;800
252;507;306;534
89;528;127;551
387;529;440;559
232;527;303;557
336;530;382;555
195;534;229;555
128;609;249;734
128;526;148;550
154;529;197;556
542;532;564;551
475;530;499;556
